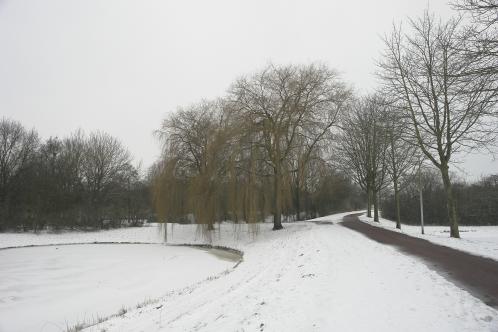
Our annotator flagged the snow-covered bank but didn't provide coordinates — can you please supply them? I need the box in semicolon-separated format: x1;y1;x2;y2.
85;212;498;332
359;214;498;261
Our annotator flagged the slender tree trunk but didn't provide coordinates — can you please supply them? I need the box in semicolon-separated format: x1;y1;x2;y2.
394;178;401;229
440;165;460;238
304;189;310;219
32;213;38;233
273;166;283;230
366;183;372;218
295;184;301;221
0;192;6;231
242;194;247;223
373;189;379;222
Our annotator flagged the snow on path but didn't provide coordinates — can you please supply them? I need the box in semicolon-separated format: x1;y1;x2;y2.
87;213;498;332
359;214;498;262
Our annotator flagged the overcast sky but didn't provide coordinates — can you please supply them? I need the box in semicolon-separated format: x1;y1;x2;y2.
0;0;496;180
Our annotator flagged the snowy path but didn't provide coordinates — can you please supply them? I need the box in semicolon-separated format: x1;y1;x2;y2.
88;213;498;332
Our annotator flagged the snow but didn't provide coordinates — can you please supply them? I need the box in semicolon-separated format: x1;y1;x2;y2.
0;224;165;249
1;213;497;332
359;214;498;262
0;244;237;332
90;213;496;331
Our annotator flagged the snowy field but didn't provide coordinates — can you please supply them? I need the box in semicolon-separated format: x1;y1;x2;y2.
1;213;497;332
359;214;498;261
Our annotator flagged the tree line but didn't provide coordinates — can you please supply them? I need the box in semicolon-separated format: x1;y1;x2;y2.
153;1;497;237
0;118;151;231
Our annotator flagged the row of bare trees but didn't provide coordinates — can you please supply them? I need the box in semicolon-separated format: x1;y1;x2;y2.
379;3;497;238
152;64;363;230
0;118;151;231
334;96;418;229
336;3;497;238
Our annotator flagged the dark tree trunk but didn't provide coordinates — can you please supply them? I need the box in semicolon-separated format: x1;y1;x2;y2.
367;183;372;218
295;184;301;221
394;179;401;229
373;189;379;222
303;188;310;220
273;166;283;230
0;193;6;231
441;164;460;238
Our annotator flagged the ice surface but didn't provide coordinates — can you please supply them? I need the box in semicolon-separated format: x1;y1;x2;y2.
0;244;234;332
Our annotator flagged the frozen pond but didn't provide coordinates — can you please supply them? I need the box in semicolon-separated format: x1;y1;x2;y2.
0;244;239;332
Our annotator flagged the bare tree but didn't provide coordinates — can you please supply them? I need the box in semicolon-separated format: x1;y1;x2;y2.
454;0;498;31
379;11;498;237
82;131;132;227
335;99;371;217
0;121;149;231
384;105;418;229
453;1;497;53
453;0;498;85
367;97;390;223
156;100;233;230
158;101;220;177
56;131;86;227
230;63;350;229
0;118;38;230
335;96;389;222
454;0;498;18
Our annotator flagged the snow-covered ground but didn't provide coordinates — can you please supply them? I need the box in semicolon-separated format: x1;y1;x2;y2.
359;214;498;261
90;212;496;332
0;244;237;332
1;213;497;332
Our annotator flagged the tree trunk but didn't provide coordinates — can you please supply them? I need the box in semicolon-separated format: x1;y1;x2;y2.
295;176;301;221
273;167;283;230
366;183;372;218
373;189;379;222
394;179;401;229
303;189;310;220
0;193;6;231
441;165;460;238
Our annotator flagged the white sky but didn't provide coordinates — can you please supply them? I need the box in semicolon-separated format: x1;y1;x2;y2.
0;0;496;180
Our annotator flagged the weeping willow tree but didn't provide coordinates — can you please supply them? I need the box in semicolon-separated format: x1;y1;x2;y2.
153;99;267;237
